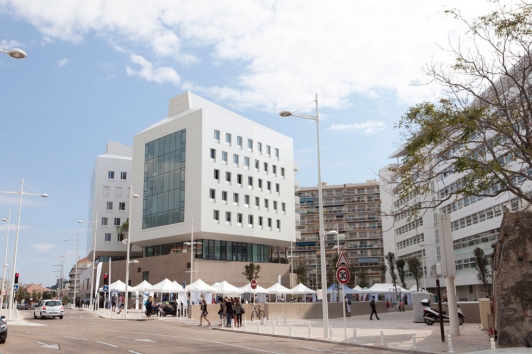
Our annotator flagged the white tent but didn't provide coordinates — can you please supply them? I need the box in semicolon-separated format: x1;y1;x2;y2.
131;280;152;292
186;279;217;292
291;283;317;294
99;280;126;292
266;283;292;294
361;283;412;304
131;280;152;310
409;284;424;292
211;281;242;294
145;279;184;293
352;285;363;292
239;282;269;293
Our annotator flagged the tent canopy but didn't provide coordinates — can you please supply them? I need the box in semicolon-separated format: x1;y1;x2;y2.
240;282;269;294
327;284;360;294
211;281;242;294
290;283;317;294
131;280;152;292
145;279;184;292
362;283;411;293
186;279;217;292
99;280;126;292
266;283;292;294
352;285;363;292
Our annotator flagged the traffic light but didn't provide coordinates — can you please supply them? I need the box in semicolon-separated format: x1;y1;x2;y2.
103;273;108;285
14;273;19;284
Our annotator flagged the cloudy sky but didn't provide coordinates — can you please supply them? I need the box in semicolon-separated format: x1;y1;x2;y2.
0;0;500;285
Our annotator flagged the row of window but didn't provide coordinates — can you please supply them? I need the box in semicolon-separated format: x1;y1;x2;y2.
450;203;503;232
209;189;286;212
108;171;127;180
397;233;425;250
213;169;282;193
439;194;487;214
396;218;423;236
453;228;499;250
214;130;280;159
106;201;126;211
212;210;281;230
210;148;285;176
104;232;125;243
101;217;122;226
102;186;128;198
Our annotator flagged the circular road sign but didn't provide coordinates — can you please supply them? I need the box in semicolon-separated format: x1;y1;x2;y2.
336;267;350;285
251;279;257;289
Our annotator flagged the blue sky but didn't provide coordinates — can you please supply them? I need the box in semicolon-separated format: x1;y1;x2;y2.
0;0;497;285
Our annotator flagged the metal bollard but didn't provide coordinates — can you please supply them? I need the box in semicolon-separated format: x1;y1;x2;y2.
380;331;386;346
278;316;280;326
231;319;235;329
411;333;418;350
273;322;276;334
329;326;333;340
138;310;140;319
447;335;455;354
289;323;292;336
284;316;287;326
244;319;247;332
257;322;260;333
308;324;312;338
352;328;357;343
490;338;496;350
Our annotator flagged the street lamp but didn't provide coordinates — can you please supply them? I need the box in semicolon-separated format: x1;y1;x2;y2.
0;47;27;59
279;94;330;338
64;232;80;307
78;212;99;310
184;219;201;286
1;208;11;309
123;188;139;319
0;178;48;319
53;251;66;301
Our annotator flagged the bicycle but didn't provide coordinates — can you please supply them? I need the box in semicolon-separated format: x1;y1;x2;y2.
250;305;265;321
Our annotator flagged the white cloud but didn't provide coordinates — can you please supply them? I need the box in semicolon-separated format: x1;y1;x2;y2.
57;58;71;67
31;244;56;252
125;54;181;85
0;39;22;49
327;121;386;135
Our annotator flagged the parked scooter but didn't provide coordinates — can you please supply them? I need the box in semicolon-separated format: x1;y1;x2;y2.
160;301;178;317
421;299;465;325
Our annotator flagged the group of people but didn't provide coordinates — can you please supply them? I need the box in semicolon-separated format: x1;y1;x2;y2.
198;295;245;327
102;293;125;314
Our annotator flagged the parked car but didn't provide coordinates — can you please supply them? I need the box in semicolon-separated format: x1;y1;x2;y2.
0;315;7;343
30;304;38;310
16;304;29;310
33;300;64;319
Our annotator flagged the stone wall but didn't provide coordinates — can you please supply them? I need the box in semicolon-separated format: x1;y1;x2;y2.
492;210;532;347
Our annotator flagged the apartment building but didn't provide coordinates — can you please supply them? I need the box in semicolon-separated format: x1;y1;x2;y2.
66;258;92;300
294;181;384;290
99;91;298;288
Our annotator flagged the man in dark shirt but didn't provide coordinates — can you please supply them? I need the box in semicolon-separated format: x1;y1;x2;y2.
370;296;380;320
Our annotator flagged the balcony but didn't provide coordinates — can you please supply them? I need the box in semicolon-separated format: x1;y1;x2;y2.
295;195;300;206
295;231;302;240
294;179;300;191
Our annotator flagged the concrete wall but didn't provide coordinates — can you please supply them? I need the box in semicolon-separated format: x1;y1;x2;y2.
441;302;480;323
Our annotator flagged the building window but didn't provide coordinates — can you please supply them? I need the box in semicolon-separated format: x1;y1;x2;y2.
210;148;216;159
214;130;220;141
281;167;285;177
102;217;108;226
142;271;149;282
105;233;111;242
237;213;243;224
248;176;253;187
121;172;127;180
115;187;122;198
237;174;243;185
282;202;286;213
264;162;268;172
275;148;279;158
226;133;232;144
209;189;216;200
222;191;228;202
114;218;121;226
107;202;113;211
117;234;124;243
276;219;281;230
103;186;110;197
213;210;220;221
266;145;271;156
258;179;263;189
244;157;250;168
233;193;239;203
259;216;263;227
108;171;115;179
268;218;272;228
248;139;253;150
267;181;271;192
276;183;280;193
255;159;259;170
222;151;228;162
265;199;269;209
226;212;231;222
233;154;239;165
245;195;250;205
255;197;260;208
226;172;231;183
248;215;254;225
273;201;277;211
237;136;243;147
273;165;277;174
119;202;126;211
257;142;262;153
214;169;220;181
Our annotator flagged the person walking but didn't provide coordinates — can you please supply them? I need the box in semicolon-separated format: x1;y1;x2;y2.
370;296;380;320
199;295;211;326
218;298;226;326
225;297;234;328
234;298;243;327
117;294;123;314
111;293;117;312
345;296;351;317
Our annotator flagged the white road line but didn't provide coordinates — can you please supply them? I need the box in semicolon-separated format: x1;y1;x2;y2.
107;330;282;354
128;351;144;354
25;332;51;335
63;336;88;341
96;341;118;348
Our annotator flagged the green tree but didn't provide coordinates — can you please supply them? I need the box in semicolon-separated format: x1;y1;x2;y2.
395;259;407;289
407;257;423;292
474;247;492;297
242;262;261;282
357;268;369;288
116;219;129;244
385;252;398;292
379;263;387;283
348;264;357;288
294;262;307;285
388;2;532;217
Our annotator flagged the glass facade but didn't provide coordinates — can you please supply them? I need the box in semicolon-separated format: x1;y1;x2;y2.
142;129;186;229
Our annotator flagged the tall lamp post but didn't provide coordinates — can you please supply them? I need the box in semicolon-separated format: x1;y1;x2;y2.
54;251;66;301
64;232;80;307
123;187;139;319
0;179;48;319
1;208;11;309
184;219;202;286
0;47;27;59
78;212;99;310
279;94;330;338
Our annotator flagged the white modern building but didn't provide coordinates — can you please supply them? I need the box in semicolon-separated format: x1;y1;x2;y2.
379;146;515;300
86;141;141;262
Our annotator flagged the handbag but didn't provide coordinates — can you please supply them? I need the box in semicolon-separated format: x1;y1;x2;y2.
241;306;245;314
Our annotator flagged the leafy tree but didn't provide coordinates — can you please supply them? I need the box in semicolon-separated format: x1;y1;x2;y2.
379;263;387;283
385;252;398;292
357;268;369;288
348;264;357;288
474;247;492;297
395;259;407;289
294;262;307;285
388;2;532;218
326;269;334;288
242;262;261;282
407;257;423;292
116;219;129;244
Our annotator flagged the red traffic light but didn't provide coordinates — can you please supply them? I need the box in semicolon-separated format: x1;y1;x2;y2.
14;273;19;284
103;273;108;285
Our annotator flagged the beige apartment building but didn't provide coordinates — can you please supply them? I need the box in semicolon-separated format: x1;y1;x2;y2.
294;180;384;290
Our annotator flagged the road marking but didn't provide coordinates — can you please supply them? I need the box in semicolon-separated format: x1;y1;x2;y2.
35;340;60;350
128;351;144;354
26;332;52;335
117;335;156;342
107;330;282;354
63;336;88;340
96;341;118;348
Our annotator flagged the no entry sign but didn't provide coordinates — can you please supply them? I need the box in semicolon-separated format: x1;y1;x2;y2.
251;279;257;289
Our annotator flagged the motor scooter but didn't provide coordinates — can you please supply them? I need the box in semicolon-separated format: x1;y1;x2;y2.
421;299;465;325
160;301;178;317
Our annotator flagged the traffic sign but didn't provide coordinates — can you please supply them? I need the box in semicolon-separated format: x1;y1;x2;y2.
336;252;350;267
250;279;257;290
336;267;350;285
13;284;19;292
102;285;109;292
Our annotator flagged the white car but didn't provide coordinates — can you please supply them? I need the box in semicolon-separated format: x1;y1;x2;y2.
33;300;64;320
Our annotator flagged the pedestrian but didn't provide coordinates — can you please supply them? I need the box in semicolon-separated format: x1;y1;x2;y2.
111;293;117;312
218;298;226;326
199;295;211;326
225;297;234;327
398;300;405;312
345;296;351;317
370;296;380;320
117;294;123;314
234;298;243;327
385;299;390;308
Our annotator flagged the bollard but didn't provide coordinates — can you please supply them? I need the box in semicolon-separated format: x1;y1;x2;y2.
352;328;357;343
329;326;333;340
231;319;235;330
490;338;496;350
138;310;140;319
411;333;418;350
257;322;260;333
289;323;292;336
244;319;247;332
447;335;455;354
265;316;267;326
278;316;280;326
308;324;312;339
273;322;276;334
284;316;287;326
380;331;386;346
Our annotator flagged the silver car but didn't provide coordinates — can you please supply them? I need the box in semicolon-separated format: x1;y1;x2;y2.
33;300;64;319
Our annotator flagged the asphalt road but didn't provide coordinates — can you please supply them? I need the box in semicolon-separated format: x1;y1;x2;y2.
1;309;394;353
